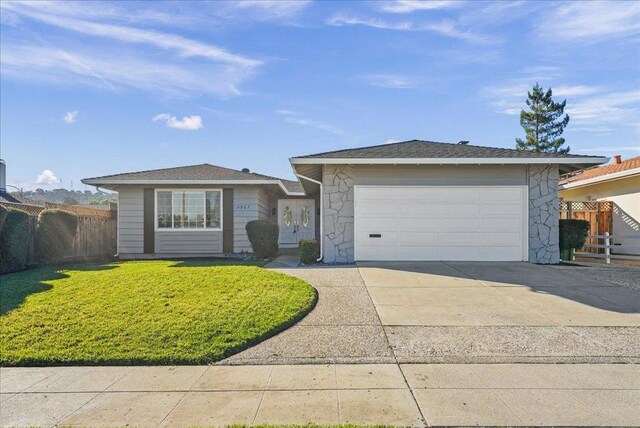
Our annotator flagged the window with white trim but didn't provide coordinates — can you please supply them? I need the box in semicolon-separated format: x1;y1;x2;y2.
156;190;221;230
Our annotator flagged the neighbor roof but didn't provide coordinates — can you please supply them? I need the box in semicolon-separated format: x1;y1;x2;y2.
293;140;606;161
560;156;640;186
82;164;304;195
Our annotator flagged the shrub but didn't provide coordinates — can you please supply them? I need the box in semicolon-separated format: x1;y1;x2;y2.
0;204;7;231
245;219;279;259
299;239;320;264
35;209;79;264
559;219;590;251
0;207;31;274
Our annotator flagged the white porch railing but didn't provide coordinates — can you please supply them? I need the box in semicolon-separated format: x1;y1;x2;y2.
575;233;640;264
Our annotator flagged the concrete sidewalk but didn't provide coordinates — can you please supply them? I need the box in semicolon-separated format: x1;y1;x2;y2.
2;363;639;427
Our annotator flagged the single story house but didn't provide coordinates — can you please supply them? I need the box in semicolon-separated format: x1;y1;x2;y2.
559;155;640;255
82;140;606;264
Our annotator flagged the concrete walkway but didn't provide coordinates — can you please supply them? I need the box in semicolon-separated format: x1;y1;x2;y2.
224;265;394;365
264;250;300;268
2;363;638;427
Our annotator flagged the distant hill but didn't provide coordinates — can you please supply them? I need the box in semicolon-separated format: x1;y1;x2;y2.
11;188;117;205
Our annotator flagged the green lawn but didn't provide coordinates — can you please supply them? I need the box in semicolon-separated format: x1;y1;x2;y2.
0;260;317;366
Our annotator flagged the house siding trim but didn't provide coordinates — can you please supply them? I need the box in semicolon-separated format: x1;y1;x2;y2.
143;188;155;254
223;188;234;253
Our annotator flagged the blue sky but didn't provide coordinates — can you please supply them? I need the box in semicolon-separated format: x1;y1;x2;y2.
1;0;639;191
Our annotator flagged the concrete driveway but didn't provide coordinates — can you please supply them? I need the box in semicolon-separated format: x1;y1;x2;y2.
359;261;640;326
224;261;639;364
358;261;640;363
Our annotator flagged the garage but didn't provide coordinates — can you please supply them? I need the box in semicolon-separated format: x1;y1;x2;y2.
354;185;528;261
290;139;608;263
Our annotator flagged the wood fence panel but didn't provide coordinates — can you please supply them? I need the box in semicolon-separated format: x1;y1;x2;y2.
1;201;116;264
65;216;117;261
560;201;613;254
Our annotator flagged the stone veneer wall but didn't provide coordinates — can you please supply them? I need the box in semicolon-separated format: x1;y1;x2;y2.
528;164;560;264
322;164;355;263
321;163;560;264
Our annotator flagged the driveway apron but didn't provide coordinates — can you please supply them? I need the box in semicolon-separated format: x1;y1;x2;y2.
358;261;640;363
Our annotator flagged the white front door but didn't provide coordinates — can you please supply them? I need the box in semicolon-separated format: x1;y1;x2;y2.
278;199;316;246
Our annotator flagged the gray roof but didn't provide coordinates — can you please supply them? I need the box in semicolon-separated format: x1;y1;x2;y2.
294;140;605;160
280;179;304;193
83;164;304;194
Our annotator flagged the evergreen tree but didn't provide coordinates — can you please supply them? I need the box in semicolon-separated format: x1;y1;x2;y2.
516;83;570;154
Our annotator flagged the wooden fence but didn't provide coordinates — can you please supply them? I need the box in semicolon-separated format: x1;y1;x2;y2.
1;201;117;264
560;201;613;254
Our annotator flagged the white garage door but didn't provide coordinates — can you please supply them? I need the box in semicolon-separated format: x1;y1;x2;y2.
354;186;527;261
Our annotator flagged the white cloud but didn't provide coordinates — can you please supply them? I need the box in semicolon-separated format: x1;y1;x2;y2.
229;1;312;21
482;72;639;131
377;1;462;14
326;13;498;44
63;110;78;124
327;14;412;30
1;45;253;97
567;91;640;124
538;1;640;42
276;110;345;135
153;113;203;130
552;85;601;97
423;20;498;44
0;1;191;27
2;3;260;67
568;126;614;134
0;2;262;97
360;74;417;89
35;170;60;185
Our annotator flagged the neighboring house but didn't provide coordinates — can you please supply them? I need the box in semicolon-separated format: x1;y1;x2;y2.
559;155;640;256
82;140;606;264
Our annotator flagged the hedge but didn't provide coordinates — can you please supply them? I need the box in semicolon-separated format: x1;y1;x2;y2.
0;204;7;231
0;207;31;274
35;209;79;264
299;239;320;264
559;219;590;251
245;219;279;259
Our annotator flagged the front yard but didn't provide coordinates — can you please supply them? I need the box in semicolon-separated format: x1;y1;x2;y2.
0;260;317;366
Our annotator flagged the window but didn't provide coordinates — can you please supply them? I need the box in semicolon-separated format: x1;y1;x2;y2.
156;190;222;230
283;205;293;227
300;205;310;227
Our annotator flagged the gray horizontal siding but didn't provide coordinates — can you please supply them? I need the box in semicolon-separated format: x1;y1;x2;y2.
233;187;259;253
118;186;144;254
156;231;222;254
354;165;527;186
257;187;274;221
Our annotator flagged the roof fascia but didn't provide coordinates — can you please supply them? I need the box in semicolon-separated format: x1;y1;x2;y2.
559;167;640;190
81;179;305;196
290;157;609;165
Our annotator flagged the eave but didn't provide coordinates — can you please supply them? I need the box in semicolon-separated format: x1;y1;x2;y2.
81;178;306;196
290;157;609;165
559;167;640;190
